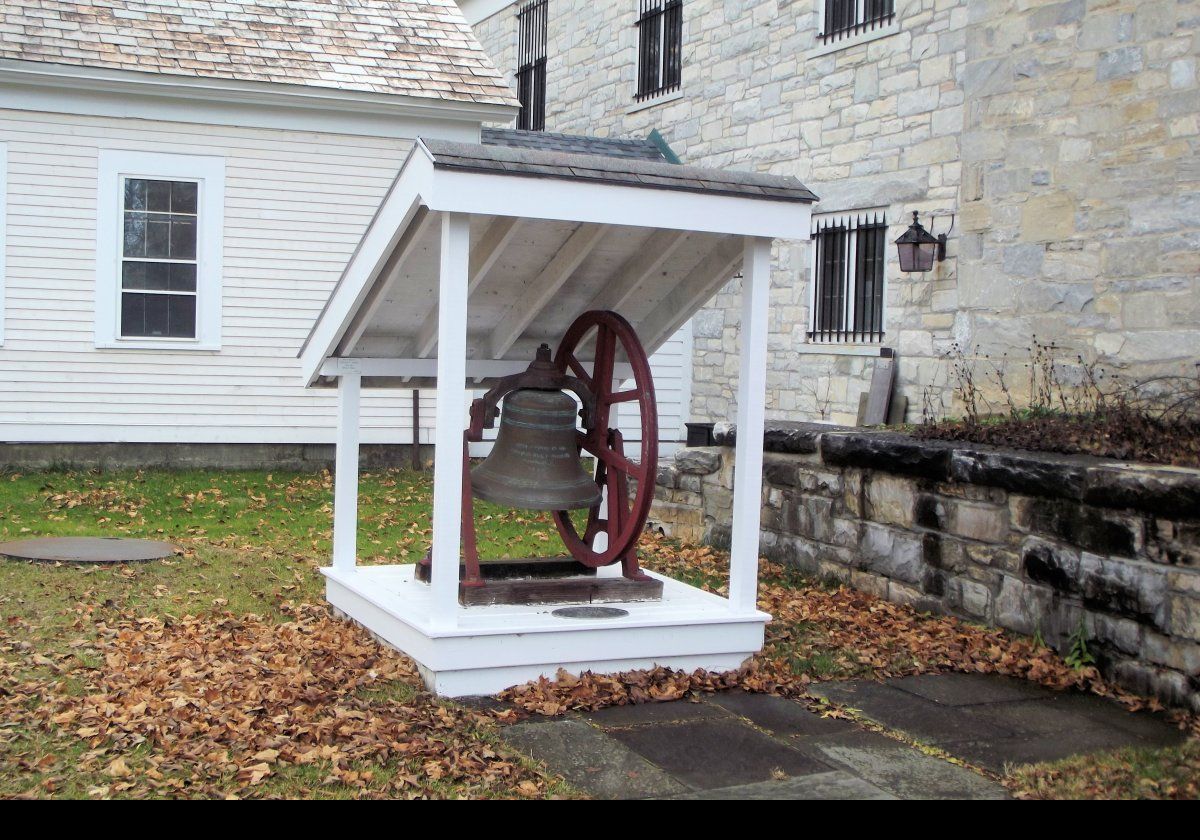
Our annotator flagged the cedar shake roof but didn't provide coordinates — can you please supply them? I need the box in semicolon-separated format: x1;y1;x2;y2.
0;0;517;106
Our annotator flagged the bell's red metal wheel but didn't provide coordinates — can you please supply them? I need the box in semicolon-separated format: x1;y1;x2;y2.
551;310;658;568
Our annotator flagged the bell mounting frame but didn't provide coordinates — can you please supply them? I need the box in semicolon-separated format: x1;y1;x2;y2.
550;310;658;580
426;309;660;590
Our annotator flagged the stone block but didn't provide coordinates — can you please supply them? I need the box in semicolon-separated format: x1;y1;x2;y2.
914;493;946;529
675;447;722;476
995;575;1055;637
655;463;681;490
704;485;733;520
850;569;890;599
1021;538;1081;595
1142;631;1200;675
797;467;844;497
762;454;799;487
1090;612;1144;657
998;242;1046;278
950;448;1088;501
959;579;994;620
1167;594;1200;642
692;307;724;339
1107;660;1198;713
1083;464;1200;520
947;500;1009;543
860;522;925;584
1025;499;1140;558
821;433;953;482
1078;554;1168;628
864;474;918;528
1020;192;1076;243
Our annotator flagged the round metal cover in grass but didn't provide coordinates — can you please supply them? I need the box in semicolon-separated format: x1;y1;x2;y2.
551;606;630;620
0;537;179;565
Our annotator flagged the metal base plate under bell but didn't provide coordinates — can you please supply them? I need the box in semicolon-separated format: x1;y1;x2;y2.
415;556;663;607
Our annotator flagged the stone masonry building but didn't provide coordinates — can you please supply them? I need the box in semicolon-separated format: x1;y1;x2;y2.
458;0;1200;425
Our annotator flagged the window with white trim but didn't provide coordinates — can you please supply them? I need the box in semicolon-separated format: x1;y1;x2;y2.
96;151;224;350
120;178;199;338
808;211;887;343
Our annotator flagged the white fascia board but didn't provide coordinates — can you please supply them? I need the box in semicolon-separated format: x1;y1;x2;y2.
0;60;516;140
456;0;516;25
299;150;436;386
426;167;814;240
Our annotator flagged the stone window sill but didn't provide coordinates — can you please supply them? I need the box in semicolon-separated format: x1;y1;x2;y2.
807;21;900;59
798;343;890;357
627;90;684;114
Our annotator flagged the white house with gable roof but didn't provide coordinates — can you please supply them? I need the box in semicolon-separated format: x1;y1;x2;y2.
0;0;694;462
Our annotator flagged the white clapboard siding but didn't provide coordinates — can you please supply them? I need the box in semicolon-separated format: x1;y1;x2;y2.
0;109;429;445
0;109;695;450
617;319;693;456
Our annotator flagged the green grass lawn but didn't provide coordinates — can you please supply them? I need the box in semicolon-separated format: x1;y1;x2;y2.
0;467;576;799
2;467;1195;799
0;468;571;639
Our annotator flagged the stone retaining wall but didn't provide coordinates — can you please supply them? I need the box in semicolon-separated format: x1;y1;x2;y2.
651;422;1200;712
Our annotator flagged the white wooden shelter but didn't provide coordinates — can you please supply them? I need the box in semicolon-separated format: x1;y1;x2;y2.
300;137;816;696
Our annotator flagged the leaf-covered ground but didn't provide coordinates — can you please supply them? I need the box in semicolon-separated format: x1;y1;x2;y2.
1007;739;1200;800
1;468;1196;799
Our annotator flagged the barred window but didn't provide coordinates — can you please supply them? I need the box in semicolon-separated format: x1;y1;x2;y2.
809;213;887;343
819;0;894;45
516;0;547;131
635;0;682;101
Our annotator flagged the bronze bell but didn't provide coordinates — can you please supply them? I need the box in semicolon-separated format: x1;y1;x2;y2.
471;388;602;511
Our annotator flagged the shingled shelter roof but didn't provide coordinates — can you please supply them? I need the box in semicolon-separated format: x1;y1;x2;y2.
0;0;516;106
480;128;669;162
423;137;819;203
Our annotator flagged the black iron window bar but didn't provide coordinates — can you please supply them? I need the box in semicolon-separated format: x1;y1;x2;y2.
516;0;548;131
635;0;682;102
809;213;887;344
819;0;894;44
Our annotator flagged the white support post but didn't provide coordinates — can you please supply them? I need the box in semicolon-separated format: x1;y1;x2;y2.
332;370;362;571
430;212;471;630
728;237;772;615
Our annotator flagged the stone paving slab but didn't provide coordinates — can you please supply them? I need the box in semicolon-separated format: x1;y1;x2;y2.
502;719;689;799
663;770;898;800
584;699;730;727
890;672;1050;706
807;731;1009;799
812;676;1188;774
606;717;832;789
706;691;859;738
494;674;1184;799
811;680;1018;745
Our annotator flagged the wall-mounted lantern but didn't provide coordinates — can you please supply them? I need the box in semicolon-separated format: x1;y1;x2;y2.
895;211;951;273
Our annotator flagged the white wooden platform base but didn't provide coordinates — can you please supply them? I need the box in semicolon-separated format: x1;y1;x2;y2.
322;564;770;697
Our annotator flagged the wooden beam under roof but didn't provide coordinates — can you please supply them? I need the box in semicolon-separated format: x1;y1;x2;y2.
488;222;610;360
415;215;522;359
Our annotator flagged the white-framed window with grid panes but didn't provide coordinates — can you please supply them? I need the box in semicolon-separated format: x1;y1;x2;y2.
807;210;888;344
95;150;224;350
